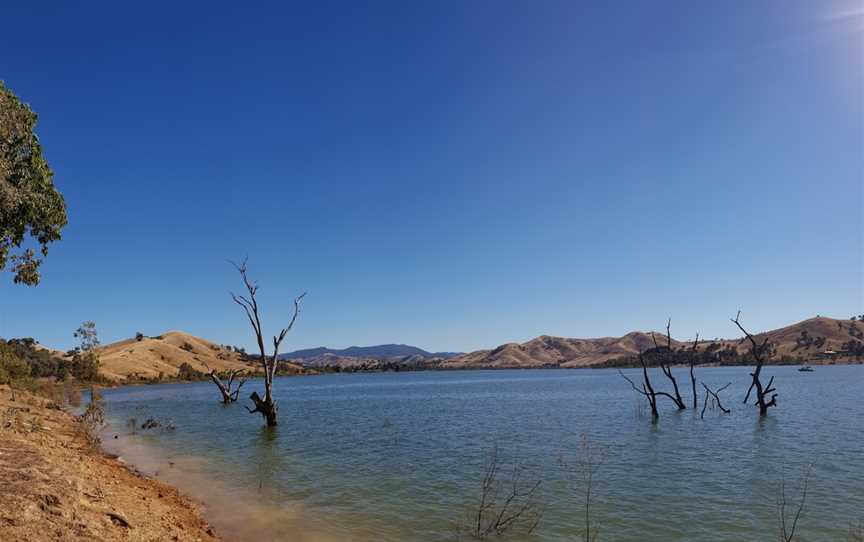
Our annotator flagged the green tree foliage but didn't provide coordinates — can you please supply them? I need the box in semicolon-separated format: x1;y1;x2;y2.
0;341;31;384
73;321;100;351
0;335;104;383
0;81;67;285
71;321;101;381
5;337;64;378
70;352;100;381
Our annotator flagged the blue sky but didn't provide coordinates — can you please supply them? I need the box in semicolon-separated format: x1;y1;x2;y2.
1;1;861;353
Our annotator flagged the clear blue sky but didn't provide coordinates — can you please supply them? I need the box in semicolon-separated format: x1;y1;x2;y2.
1;1;861;353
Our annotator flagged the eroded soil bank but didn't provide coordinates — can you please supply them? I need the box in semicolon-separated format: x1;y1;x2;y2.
0;384;219;542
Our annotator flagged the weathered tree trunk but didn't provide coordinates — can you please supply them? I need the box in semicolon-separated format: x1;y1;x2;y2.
248;391;277;425
732;311;777;416
690;334;700;410
205;365;246;404
209;372;233;403
700;382;731;419
619;351;660;422
640;354;660;420
652;320;686;410
230;258;305;427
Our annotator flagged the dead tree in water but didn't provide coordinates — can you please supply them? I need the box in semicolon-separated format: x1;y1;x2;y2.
203;363;247;404
651;319;686;410
230;258;306;427
732;311;777;416
700;382;731;419
689;334;700;409
618;351;661;421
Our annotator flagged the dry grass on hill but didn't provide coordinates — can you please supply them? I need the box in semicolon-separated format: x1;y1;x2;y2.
96;331;305;382
444;316;862;369
445;331;683;369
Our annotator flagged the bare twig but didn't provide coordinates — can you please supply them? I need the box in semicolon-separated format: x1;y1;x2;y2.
559;433;605;542
460;445;543;539
700;382;731;419
777;464;812;542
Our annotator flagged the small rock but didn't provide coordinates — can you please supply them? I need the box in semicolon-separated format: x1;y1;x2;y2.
107;511;132;528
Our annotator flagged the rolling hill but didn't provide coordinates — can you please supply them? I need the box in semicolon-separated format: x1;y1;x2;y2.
442;316;863;369
95;331;306;382
66;316;864;379
443;331;683;369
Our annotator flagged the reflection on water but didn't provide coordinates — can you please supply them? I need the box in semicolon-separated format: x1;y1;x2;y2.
100;366;864;541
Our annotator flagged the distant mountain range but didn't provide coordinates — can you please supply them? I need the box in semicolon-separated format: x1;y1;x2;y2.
279;344;462;362
276;316;862;371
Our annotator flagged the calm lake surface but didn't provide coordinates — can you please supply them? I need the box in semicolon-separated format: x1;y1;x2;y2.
99;366;863;541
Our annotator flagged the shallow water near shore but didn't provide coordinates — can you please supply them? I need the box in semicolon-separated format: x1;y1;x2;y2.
99;366;863;541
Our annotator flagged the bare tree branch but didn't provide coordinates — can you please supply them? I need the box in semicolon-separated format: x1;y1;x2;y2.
460;444;543;539
559;433;605;542
777;464;812;542
700;382;731;419
202;361;247;404
732;311;777;416
655;319;686;410
229;258;305;426
690;333;700;410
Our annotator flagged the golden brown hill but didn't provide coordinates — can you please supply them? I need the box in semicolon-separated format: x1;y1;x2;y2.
446;331;685;368
94;331;305;382
444;316;862;369
721;316;863;360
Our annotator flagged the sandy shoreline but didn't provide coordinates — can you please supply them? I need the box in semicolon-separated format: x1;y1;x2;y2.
0;384;220;542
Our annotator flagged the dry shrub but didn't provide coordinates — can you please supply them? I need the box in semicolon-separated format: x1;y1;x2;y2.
64;382;82;407
77;392;105;452
30;415;44;432
35;381;64;405
456;444;543;540
559;433;606;542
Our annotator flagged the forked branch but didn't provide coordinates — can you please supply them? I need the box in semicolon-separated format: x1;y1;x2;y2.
777;464;812;542
229;257;306;427
203;362;247;404
700;382;731;419
732;310;777;416
461;445;543;540
650;319;686;410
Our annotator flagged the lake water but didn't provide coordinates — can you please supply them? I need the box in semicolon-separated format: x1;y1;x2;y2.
99;366;863;541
